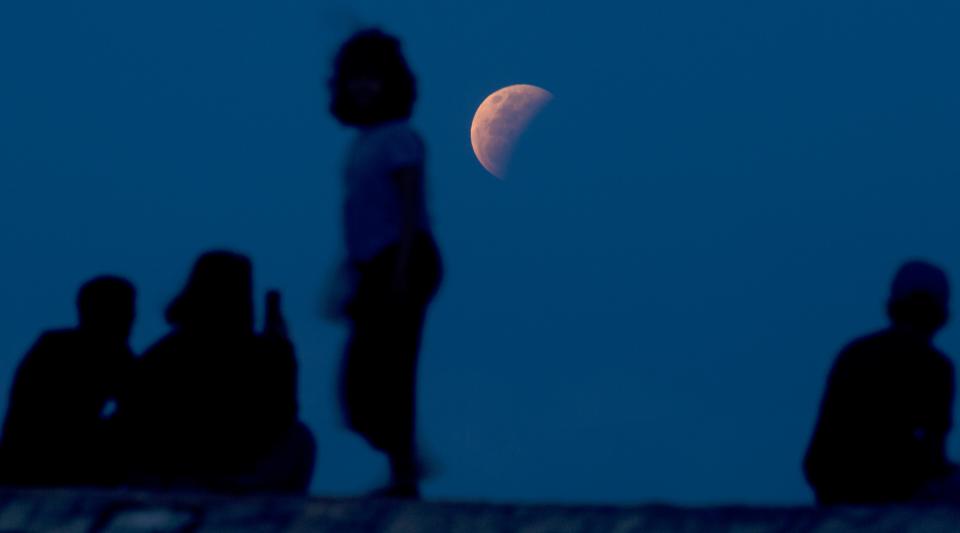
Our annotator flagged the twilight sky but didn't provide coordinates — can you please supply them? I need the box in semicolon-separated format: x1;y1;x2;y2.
2;0;960;504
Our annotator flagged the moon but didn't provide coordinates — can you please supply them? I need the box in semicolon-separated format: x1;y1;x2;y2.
471;84;553;178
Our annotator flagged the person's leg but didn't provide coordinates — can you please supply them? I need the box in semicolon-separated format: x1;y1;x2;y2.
381;305;426;497
342;292;423;497
339;252;396;443
381;237;442;497
341;238;441;498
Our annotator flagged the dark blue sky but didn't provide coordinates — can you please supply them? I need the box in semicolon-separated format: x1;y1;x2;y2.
3;0;960;504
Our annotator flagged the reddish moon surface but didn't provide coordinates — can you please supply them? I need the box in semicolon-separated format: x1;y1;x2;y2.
470;84;553;178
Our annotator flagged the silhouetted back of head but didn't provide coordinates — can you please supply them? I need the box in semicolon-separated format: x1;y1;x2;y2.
887;260;950;337
76;275;136;342
166;251;254;333
329;28;416;126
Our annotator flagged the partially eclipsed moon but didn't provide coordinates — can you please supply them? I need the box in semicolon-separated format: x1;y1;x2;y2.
471;84;553;178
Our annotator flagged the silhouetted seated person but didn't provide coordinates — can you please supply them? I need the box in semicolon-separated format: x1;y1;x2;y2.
121;251;314;492
804;260;955;505
327;29;443;499
0;276;136;487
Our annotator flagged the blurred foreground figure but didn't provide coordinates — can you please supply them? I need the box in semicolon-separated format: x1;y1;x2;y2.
804;260;955;504
0;276;135;486
122;251;315;492
328;29;443;498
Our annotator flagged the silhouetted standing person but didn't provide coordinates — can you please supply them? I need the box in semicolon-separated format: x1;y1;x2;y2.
0;276;136;486
804;260;955;504
122;251;314;492
328;29;442;498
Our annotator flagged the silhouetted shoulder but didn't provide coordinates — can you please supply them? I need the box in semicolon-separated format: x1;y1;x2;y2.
12;329;86;384
25;329;79;356
834;329;947;366
836;329;898;354
827;332;885;379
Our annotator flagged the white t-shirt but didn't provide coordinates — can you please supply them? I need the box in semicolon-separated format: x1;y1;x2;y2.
342;120;431;263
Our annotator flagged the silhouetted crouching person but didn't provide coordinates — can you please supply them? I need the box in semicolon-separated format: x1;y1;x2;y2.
0;276;136;486
122;251;314;492
329;29;443;498
804;261;955;504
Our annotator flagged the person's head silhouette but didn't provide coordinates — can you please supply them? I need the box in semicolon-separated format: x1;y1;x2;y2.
165;251;254;333
76;276;136;344
329;28;416;127
887;260;950;339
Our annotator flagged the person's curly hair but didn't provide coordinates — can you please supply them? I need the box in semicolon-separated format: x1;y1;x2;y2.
329;28;417;126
